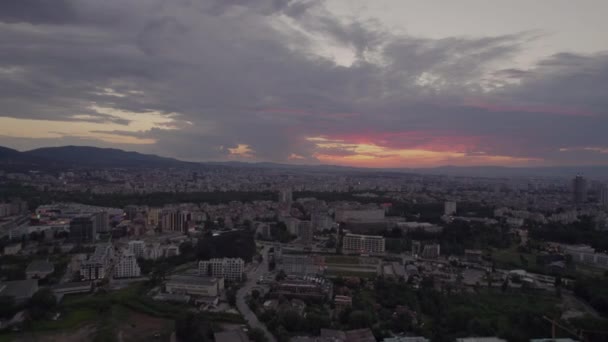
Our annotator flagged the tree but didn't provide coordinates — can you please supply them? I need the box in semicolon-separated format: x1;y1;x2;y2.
251;289;260;300
227;288;237;306
0;296;17;319
248;327;268;342
276;270;286;281
27;288;57;320
175;313;213;342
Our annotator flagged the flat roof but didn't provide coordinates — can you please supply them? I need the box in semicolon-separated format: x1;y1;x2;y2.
166;275;220;286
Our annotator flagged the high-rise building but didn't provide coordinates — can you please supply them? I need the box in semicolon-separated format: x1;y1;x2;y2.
599;184;608;208
279;188;293;204
342;234;385;255
80;243;114;280
93;211;109;233
444;201;457;216
128;240;146;258
114;252;141;278
298;220;314;245
69;216;96;243
160;209;188;233
572;175;588;204
198;258;244;281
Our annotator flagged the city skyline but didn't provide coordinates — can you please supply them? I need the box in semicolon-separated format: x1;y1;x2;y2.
1;0;608;167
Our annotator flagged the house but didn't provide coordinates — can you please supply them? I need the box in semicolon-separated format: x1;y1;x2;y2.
26;260;55;279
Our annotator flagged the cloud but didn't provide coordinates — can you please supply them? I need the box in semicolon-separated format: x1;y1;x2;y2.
0;0;607;167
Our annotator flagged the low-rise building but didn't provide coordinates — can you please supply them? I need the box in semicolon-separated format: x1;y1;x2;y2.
25;260;55;279
52;282;93;297
3;243;21;256
0;279;38;303
342;234;385;255
165;275;224;297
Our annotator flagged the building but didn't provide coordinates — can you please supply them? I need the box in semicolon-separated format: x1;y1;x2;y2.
311;212;333;231
147;207;162;228
383;338;429;342
69;216;96;243
334;295;352;312
52;282;93;297
165;275;224;297
114;252;141;278
272;278;332;301
279;254;320;275
0;279;39;303
572;175;588;204
128;240;146;258
279;188;293;204
199;258;244;281
421;244;440;259
298;221;314;245
93;211;109;233
335;209;385;223
26;260;55;279
600;184;608;208
80;243;114;281
444;201;457;216
464;249;483;263
160;209;189;233
3;243;22;256
342;234;385;255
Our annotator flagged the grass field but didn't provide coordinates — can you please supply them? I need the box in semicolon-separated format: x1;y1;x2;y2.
491;246;540;271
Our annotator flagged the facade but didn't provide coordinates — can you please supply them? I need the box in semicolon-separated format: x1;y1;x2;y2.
93;211;109;233
421;244;441;259
198;258;244;281
572;175;588;204
128;240;146;258
165;275;224;297
69;216;96;243
52;282;93;296
298;220;314;245
160;209;189;233
342;234;385;255
114;252;141;278
600;184;608;208
80;243;114;281
444;201;457;216
26;260;55;279
335;209;385;223
3;243;22;256
279;254;320;275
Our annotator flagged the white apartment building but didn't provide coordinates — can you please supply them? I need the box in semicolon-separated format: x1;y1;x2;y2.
128;240;146;258
198;258;244;281
342;234;385;255
80;243;114;281
114;252;141;278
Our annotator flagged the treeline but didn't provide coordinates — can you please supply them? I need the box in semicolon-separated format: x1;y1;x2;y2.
529;218;608;252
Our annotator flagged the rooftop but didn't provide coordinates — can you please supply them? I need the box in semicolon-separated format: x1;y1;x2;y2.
26;260;55;273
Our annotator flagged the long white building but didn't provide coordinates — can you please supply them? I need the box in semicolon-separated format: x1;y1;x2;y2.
198;258;244;281
342;234;385;255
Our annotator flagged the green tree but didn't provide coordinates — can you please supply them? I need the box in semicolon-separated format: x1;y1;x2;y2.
27;288;57;320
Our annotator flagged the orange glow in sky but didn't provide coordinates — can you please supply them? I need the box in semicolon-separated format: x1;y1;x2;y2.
307;136;541;167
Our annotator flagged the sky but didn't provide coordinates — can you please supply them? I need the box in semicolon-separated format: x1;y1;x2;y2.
1;0;608;168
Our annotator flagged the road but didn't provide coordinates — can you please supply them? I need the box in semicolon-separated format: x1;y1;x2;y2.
236;246;276;342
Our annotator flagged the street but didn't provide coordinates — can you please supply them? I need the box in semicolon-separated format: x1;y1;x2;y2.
236;245;276;342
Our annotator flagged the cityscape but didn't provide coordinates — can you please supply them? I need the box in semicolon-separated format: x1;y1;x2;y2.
1;1;608;342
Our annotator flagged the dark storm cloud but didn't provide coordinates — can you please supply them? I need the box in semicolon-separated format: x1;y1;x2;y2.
0;0;606;165
0;0;77;24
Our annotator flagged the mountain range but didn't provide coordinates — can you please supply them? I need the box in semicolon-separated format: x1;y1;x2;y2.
0;145;606;179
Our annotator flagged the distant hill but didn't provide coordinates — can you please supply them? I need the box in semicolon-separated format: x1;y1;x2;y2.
0;144;606;179
24;146;182;167
0;145;185;170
